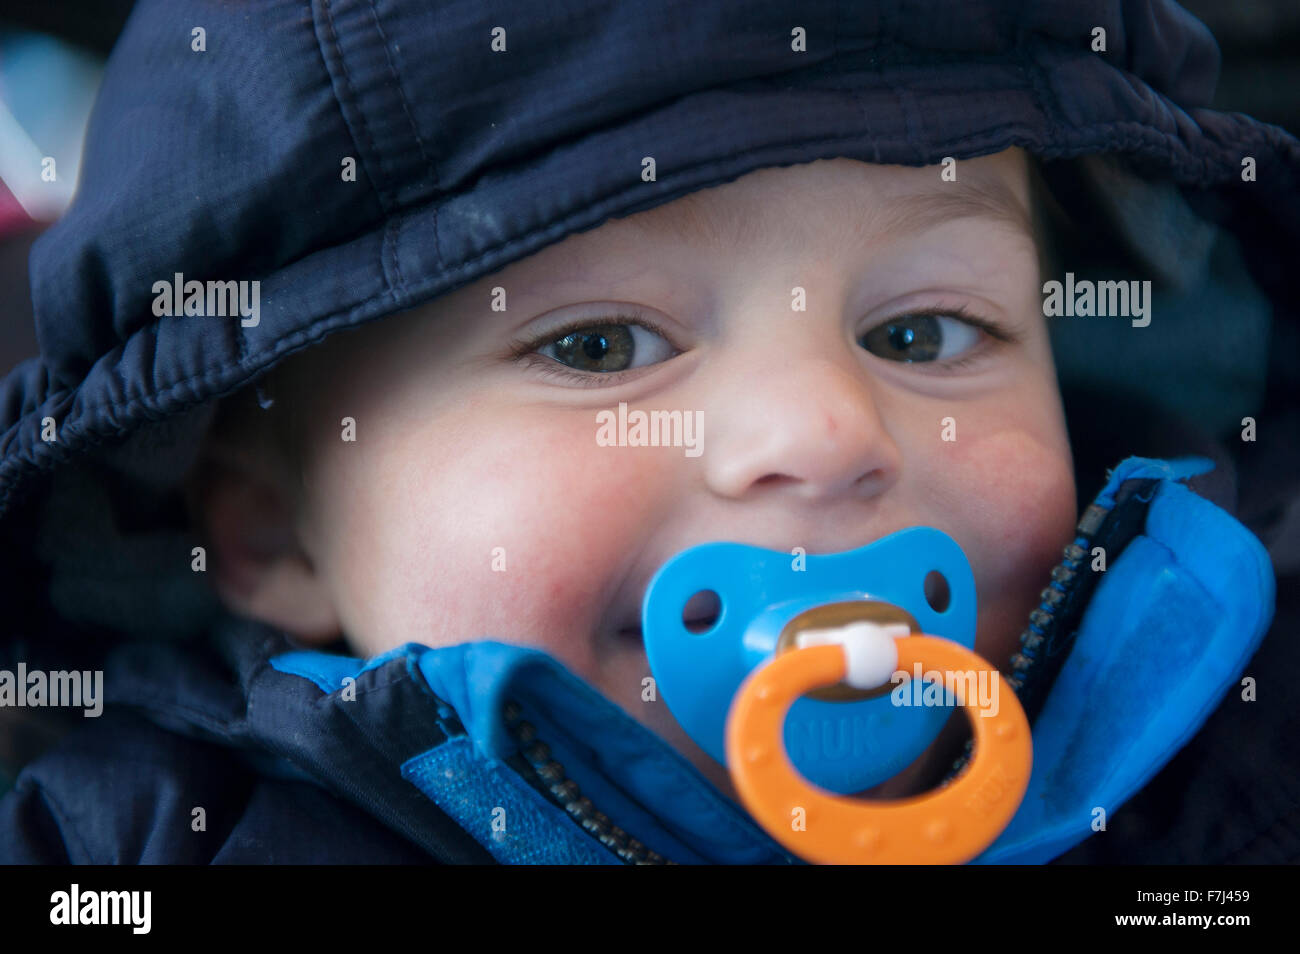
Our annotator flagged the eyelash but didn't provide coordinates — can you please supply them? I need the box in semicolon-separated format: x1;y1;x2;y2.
510;305;1019;385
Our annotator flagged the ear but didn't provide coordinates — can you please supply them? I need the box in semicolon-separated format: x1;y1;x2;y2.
191;445;341;645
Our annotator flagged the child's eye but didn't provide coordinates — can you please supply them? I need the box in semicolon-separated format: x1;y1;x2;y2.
533;320;677;373
857;311;983;364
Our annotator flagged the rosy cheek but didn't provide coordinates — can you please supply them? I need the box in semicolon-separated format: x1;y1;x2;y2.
340;405;675;679
923;425;1076;663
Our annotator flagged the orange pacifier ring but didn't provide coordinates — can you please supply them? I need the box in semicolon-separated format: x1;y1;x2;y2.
725;635;1032;865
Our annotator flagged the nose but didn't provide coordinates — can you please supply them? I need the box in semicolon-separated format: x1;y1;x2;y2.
704;356;902;502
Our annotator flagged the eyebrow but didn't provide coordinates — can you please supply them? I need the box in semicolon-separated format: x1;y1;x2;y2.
620;173;1034;249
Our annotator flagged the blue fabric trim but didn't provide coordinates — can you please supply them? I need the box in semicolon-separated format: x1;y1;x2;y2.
417;642;797;864
268;644;410;693
977;473;1274;863
401;739;618;865
269;641;793;863
1091;455;1214;508
268;650;364;693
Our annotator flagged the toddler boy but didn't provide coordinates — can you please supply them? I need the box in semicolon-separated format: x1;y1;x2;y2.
0;0;1291;864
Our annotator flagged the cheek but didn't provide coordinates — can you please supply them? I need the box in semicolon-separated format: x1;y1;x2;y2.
323;404;676;679
921;423;1077;666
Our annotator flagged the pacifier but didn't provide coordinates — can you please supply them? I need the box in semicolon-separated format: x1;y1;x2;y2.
642;527;1031;864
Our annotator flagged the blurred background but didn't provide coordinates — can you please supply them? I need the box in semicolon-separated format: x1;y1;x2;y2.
1;0;133;372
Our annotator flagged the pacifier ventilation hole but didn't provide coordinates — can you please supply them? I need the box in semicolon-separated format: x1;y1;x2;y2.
924;570;950;613
682;589;721;634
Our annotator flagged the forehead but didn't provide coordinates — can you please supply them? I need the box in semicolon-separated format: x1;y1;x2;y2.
480;150;1037;304
607;150;1033;252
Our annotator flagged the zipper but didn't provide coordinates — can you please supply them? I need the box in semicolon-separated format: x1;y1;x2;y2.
500;700;675;865
938;533;1097;783
941;479;1154;783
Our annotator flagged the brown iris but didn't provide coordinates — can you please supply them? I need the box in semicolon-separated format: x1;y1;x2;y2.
859;315;943;362
551;324;636;372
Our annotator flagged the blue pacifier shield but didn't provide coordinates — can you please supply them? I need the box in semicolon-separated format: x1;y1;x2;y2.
642;528;977;793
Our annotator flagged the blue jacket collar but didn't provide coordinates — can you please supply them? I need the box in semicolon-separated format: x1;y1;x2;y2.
268;640;796;864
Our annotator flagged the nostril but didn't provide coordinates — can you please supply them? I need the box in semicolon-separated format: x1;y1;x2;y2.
682;589;721;634
852;468;884;488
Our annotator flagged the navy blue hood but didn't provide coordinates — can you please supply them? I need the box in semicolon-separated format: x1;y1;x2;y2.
1;0;1297;864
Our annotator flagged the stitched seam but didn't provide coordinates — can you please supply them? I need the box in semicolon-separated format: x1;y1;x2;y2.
431;180;443;268
379;216;400;298
363;0;439;276
892;77;924;163
305;0;384;212
391;216;408;298
320;0;391;214
361;0;443;269
1023;45;1059;143
364;0;437;182
840;0;884;165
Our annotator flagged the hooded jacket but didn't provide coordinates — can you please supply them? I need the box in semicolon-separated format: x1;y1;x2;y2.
1;0;1296;864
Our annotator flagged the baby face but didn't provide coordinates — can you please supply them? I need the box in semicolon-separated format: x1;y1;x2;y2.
273;149;1076;797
